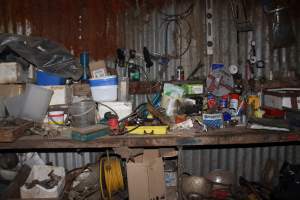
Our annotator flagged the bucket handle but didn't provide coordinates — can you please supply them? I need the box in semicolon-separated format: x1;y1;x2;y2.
71;106;95;117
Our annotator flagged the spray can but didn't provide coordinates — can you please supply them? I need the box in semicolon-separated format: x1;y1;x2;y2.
207;94;216;109
220;95;228;109
176;66;184;81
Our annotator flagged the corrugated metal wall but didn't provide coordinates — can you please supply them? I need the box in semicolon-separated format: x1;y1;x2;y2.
0;0;126;58
122;0;300;88
39;152;100;170
183;145;300;182
32;145;300;182
2;0;300;182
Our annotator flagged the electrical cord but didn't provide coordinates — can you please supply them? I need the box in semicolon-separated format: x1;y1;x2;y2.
96;101;119;119
159;3;193;60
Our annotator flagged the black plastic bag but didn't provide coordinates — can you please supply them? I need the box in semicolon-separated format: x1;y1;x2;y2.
0;33;83;80
271;162;300;200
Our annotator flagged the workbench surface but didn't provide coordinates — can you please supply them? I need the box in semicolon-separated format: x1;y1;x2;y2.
0;127;299;150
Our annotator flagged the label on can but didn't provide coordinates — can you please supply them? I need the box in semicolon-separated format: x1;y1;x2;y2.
207;95;216;109
220;98;228;108
129;71;140;81
230;99;239;110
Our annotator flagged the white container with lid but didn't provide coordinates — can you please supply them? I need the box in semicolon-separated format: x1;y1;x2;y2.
89;75;118;102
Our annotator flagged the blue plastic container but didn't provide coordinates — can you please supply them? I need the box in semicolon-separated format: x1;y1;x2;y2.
36;71;66;85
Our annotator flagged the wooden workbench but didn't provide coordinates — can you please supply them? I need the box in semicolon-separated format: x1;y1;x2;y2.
0;127;299;150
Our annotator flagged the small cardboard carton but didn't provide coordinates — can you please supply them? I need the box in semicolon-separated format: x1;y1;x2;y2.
126;149;166;200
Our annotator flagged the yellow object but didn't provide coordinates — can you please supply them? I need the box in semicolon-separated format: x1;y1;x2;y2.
99;152;124;200
248;95;260;110
255;109;265;118
248;193;258;200
126;126;169;135
147;113;154;119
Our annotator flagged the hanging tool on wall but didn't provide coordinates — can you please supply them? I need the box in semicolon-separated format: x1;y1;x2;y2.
115;48;126;76
128;49;141;81
115;47;166;81
230;0;255;65
143;47;153;73
245;40;257;92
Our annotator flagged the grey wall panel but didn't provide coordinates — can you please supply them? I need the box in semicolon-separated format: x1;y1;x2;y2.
19;145;299;182
121;0;299;100
38;152;100;171
183;145;300;182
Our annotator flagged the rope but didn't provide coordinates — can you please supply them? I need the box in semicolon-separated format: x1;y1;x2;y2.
99;152;124;200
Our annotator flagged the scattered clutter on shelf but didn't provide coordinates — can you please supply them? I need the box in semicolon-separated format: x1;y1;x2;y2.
0;2;299;197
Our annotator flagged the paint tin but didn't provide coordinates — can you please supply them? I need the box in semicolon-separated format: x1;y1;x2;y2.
69;101;96;128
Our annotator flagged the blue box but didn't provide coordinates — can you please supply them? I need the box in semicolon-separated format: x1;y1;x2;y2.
36;71;66;85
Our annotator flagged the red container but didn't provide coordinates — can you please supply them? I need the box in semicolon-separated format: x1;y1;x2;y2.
108;118;119;129
263;107;285;118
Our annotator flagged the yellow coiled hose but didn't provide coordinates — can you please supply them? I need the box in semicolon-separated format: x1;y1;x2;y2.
99;153;124;200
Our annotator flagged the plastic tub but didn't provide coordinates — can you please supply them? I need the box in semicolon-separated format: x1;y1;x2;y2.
36;71;66;85
20;84;54;122
89;75;118;102
69;101;96;128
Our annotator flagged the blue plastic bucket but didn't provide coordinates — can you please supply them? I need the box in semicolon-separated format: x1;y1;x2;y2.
36;71;66;85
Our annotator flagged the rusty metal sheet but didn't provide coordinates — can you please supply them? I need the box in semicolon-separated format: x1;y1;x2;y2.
0;0;127;59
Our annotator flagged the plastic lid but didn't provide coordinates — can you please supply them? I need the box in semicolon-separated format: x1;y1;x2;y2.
222;95;228;99
230;93;240;99
89;75;118;86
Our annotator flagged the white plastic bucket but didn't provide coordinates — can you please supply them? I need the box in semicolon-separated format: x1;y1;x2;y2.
89;75;118;102
48;111;64;125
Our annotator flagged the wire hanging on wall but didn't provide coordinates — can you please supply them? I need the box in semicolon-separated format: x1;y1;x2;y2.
159;2;194;63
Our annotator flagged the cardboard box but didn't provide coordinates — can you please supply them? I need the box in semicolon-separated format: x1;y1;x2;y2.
0;62;27;84
89;60;109;78
0;84;25;97
126;149;166;200
264;88;300;110
98;101;132;120
72;83;91;97
42;85;72;105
